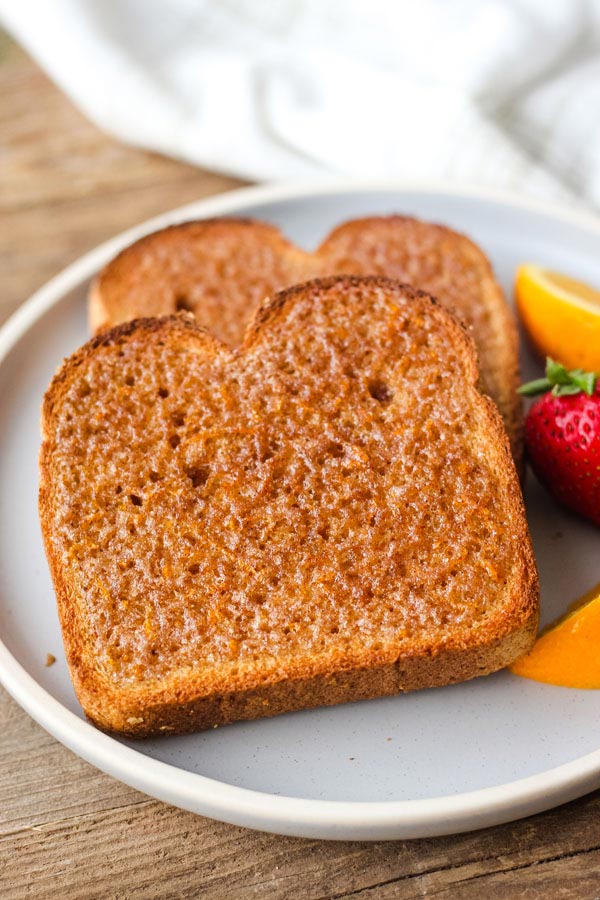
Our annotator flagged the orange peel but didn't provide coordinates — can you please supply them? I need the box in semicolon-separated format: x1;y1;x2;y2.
510;582;600;688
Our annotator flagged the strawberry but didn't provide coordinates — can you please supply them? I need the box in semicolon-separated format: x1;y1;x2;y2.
519;358;600;526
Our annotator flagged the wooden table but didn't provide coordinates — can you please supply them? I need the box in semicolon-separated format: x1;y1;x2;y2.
1;35;599;900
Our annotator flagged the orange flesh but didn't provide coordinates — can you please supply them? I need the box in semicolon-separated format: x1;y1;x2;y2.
549;272;600;307
510;582;600;688
515;264;600;371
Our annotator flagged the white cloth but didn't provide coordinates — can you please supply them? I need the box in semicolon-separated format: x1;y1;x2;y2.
3;0;600;206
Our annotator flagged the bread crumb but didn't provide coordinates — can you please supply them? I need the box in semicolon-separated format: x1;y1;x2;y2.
45;653;56;667
127;716;144;725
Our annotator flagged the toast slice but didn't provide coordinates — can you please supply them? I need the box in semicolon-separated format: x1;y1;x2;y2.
42;277;538;737
90;216;522;459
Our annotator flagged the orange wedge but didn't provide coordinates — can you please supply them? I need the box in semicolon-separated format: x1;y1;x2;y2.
510;582;600;689
515;264;600;372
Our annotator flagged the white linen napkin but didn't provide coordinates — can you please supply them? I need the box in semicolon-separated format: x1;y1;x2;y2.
2;0;600;205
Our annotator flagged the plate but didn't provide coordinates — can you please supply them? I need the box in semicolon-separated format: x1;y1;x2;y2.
1;181;600;841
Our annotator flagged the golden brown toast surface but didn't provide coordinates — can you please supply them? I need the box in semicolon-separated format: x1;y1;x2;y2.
90;216;522;457
43;277;538;737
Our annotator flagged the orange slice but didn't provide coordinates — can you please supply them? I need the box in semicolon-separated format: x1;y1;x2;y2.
515;264;600;372
510;582;600;688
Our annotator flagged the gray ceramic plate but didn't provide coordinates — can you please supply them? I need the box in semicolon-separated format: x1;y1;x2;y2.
1;181;599;840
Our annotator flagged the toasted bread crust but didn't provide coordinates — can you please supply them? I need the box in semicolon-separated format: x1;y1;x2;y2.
42;277;538;737
89;216;522;460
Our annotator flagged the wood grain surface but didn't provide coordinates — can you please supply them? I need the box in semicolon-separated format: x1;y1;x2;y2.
1;34;599;900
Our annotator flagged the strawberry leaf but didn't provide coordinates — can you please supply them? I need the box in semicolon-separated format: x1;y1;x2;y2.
552;384;583;397
519;358;597;398
546;358;571;385
569;370;596;395
518;378;552;396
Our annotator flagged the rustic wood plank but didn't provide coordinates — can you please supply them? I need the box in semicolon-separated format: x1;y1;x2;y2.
409;852;600;900
2;30;600;900
0;37;244;213
0;689;140;834
2;715;600;900
0;38;245;324
0;178;239;327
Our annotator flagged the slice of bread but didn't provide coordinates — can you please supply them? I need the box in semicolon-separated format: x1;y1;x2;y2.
42;277;538;737
90;216;522;459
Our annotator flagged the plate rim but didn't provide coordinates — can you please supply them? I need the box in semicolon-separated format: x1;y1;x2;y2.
2;178;600;840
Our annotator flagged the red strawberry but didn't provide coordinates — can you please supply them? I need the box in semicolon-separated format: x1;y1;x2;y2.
519;358;600;526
